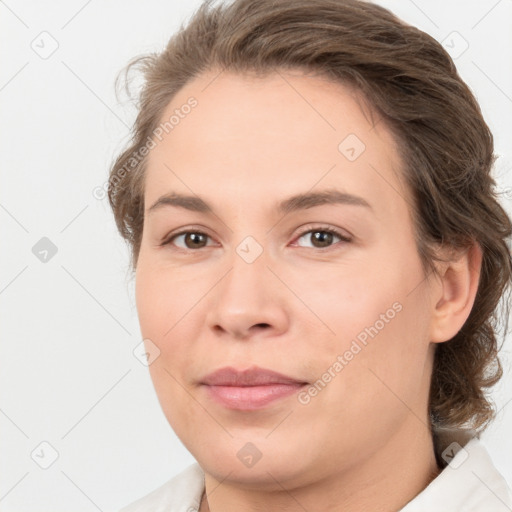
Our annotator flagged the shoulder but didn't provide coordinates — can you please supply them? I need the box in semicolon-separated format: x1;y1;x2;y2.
401;429;512;511
118;462;205;512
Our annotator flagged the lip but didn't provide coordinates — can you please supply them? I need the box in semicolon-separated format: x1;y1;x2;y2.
201;366;306;386
200;366;308;410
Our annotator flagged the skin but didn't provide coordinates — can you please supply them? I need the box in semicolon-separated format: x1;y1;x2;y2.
135;68;482;512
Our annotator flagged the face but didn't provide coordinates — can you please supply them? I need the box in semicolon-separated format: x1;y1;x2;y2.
135;69;438;488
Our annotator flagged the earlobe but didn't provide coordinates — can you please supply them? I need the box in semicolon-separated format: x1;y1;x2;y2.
429;241;483;344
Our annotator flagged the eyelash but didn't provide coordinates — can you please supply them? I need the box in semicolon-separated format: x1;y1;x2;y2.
159;225;352;251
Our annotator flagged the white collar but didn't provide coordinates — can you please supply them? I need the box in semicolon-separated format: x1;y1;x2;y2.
119;431;512;511
401;431;512;511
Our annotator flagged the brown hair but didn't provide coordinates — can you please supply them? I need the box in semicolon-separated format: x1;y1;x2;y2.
108;0;512;434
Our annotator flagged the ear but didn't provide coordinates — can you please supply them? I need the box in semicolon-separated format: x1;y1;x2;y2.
429;240;483;344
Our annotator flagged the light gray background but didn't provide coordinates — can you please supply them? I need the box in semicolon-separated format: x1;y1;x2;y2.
1;1;511;510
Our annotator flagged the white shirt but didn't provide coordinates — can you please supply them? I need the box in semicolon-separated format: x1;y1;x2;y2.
119;431;512;512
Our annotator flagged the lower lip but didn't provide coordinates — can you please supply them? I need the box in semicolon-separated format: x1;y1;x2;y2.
202;383;306;410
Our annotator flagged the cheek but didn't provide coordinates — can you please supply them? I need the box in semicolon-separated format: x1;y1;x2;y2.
302;255;431;391
135;261;188;340
135;262;206;384
135;265;201;434
297;265;398;349
301;288;432;453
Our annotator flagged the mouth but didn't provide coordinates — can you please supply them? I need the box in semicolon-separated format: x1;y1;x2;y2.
200;366;309;411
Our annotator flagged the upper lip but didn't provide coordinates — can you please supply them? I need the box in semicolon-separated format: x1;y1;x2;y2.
200;366;308;386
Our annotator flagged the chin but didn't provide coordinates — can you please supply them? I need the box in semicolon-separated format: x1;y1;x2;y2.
192;436;319;490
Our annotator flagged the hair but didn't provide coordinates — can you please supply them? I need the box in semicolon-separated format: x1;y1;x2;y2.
108;0;512;439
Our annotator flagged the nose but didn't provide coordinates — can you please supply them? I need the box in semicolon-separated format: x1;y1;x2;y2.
205;244;290;340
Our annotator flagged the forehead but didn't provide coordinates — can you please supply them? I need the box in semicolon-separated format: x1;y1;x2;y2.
144;69;411;224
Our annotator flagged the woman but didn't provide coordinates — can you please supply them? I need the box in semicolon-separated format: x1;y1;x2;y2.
109;0;512;510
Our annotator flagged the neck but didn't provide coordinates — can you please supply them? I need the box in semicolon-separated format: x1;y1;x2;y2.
199;422;441;512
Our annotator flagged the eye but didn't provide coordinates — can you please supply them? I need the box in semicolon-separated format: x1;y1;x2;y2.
293;226;351;249
161;230;214;250
160;226;352;251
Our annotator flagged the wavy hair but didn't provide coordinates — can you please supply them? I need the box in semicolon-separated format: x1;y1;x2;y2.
107;0;512;435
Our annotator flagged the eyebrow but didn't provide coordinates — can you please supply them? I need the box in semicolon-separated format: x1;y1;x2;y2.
146;189;373;216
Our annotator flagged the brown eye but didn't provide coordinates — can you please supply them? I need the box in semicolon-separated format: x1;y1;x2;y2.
311;231;335;248
183;232;208;249
163;231;212;250
295;227;351;249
